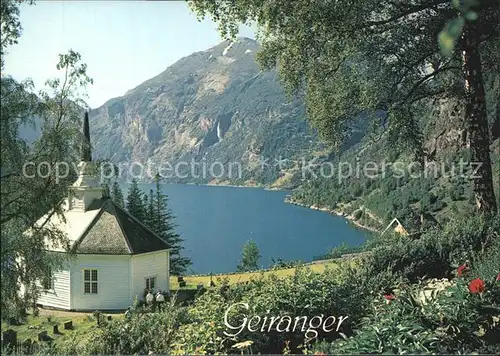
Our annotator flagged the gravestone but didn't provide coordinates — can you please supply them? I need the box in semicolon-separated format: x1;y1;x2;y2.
107;315;112;321
37;331;48;342
2;329;17;348
93;311;102;326
22;339;32;353
29;341;39;354
63;320;73;330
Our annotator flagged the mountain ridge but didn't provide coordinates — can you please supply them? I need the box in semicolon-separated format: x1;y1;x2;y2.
89;37;328;187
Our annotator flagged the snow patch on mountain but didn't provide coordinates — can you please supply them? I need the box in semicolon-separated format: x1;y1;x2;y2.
222;42;234;56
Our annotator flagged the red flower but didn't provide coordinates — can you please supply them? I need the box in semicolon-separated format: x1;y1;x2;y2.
496;274;500;282
457;264;467;277
383;294;395;301
468;278;486;294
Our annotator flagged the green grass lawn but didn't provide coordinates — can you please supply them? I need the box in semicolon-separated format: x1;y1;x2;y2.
169;259;352;290
1;312;124;348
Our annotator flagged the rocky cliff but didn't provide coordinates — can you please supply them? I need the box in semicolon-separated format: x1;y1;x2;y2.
89;38;327;187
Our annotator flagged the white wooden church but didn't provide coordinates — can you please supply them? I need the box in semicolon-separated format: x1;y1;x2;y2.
29;113;170;311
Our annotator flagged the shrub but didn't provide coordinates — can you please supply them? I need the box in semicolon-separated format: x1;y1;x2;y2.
313;275;500;354
470;236;500;283
363;214;500;282
81;299;188;355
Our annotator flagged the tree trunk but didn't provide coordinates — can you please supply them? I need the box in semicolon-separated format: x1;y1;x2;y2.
461;22;497;214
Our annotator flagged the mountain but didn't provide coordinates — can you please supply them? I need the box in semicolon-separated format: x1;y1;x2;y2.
89;38;330;187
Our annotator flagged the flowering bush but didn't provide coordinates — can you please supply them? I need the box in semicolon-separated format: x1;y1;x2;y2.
311;257;500;354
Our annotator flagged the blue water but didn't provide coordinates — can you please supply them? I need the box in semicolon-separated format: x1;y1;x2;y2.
130;183;368;274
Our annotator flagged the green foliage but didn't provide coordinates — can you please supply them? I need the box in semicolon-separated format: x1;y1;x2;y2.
438;0;482;57
323;241;375;260
189;0;483;149
89;38;323;188
126;178;146;222
0;0;35;68
291;137;491;232
236;240;261;272
81;299;187;355
365;214;500;282
314;267;500;354
1;0;93;321
110;181;124;207
439;17;465;57
352;209;363;220
123;176;190;275
470;234;500;282
270;257;302;269
150;174;191;275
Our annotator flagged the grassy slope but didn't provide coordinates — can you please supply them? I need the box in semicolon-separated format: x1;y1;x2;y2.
1;313;123;348
169;258;351;289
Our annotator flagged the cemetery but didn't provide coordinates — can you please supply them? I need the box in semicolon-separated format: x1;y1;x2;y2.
0;312;124;353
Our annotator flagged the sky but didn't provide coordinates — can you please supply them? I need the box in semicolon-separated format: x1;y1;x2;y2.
3;1;256;108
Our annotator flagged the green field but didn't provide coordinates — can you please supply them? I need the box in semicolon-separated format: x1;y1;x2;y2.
1;313;118;348
169;258;351;289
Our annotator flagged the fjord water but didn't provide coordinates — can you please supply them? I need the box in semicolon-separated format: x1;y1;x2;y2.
136;183;368;274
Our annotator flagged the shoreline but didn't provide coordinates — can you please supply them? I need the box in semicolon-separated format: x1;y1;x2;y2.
284;197;381;233
132;179;291;191
182;181;288;191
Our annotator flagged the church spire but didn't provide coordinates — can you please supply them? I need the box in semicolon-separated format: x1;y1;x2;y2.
69;110;104;211
82;111;92;162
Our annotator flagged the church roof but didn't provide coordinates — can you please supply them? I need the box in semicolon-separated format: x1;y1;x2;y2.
71;198;169;255
38;197;169;255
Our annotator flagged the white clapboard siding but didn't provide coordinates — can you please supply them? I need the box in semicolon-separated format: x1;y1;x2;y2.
70;254;131;310
38;268;71;310
131;250;169;301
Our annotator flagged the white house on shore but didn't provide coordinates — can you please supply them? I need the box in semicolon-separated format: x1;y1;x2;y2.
29;113;170;311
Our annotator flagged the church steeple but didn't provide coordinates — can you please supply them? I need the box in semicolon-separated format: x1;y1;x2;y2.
68;111;104;211
82;111;92;162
